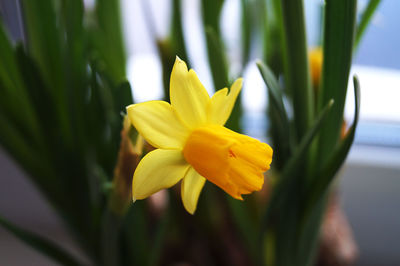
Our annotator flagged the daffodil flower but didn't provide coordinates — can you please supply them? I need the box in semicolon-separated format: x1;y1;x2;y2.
127;57;273;214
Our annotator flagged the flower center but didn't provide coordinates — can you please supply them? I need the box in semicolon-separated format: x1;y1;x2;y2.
182;125;273;199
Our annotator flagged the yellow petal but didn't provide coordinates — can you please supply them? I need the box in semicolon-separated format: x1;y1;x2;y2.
170;57;210;128
127;101;189;149
132;149;190;200
181;167;206;214
208;78;243;125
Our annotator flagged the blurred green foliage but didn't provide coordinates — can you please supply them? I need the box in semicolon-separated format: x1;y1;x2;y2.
0;0;380;265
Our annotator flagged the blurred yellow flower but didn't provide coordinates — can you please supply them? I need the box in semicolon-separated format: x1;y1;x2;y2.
126;57;273;214
309;47;323;89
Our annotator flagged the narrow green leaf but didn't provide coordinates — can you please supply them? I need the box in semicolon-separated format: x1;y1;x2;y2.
297;77;360;266
201;0;228;90
256;60;288;129
156;39;175;102
21;0;72;144
0;24;23;94
296;194;327;266
101;209;123;266
62;0;85;87
114;81;134;115
201;0;243;132
204;27;229;91
240;0;252;65
0;113;53;187
257;60;291;166
148;209;170;266
263;0;285;75
280;0;313;142
61;0;88;150
0;27;41;144
14;47;60;152
261;99;334;265
226;197;259;264
317;0;357;163
202;0;225;36
261;99;334;235
158;0;191;102
355;0;382;48
204;28;242;132
15;48;97;252
170;0;190;63
21;0;64;89
94;0;127;83
0;215;84;266
86;63;115;170
120;202;150;266
307;76;360;209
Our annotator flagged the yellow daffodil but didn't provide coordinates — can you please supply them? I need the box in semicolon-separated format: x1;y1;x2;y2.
126;57;273;214
309;47;323;89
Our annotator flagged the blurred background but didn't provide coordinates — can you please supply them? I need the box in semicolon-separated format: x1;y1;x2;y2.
0;0;399;265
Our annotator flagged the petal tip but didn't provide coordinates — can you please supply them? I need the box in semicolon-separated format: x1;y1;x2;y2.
126;104;135;113
232;78;243;90
172;56;189;75
174;56;185;66
183;203;196;215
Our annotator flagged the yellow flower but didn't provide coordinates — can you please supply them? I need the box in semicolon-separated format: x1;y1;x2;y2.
126;57;273;214
309;47;323;89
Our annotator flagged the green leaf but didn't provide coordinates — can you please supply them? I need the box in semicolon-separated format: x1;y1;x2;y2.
355;0;382;48
156;39;175;102
296;194;327;266
226;196;260;264
170;0;190;63
93;0;127;84
307;76;360;210
201;0;228;91
114;81;134;115
120;202;150;266
148;209;170;266
61;0;86;88
21;0;64;89
159;0;191;102
0;215;84;266
202;0;225;36
61;0;88;150
86;63;118;173
0;25;23;95
240;0;252;65
0;112;54;187
256;61;286;120
15;49;97;253
201;0;243;132
204;27;229;91
280;0;313;142
297;77;360;266
101;209;123;266
0;27;41;144
21;0;72;144
204;28;242;132
317;0;357;163
262;98;333;215
14;47;58;149
256;60;292;166
260;100;333;265
263;0;285;75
